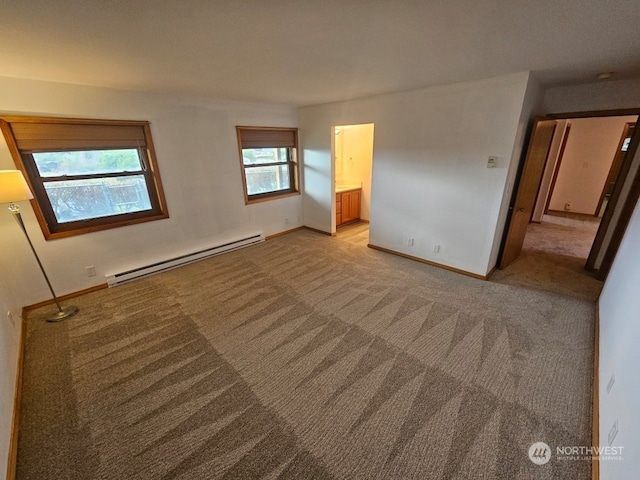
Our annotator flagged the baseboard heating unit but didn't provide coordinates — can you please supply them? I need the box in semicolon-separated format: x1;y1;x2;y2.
106;232;264;287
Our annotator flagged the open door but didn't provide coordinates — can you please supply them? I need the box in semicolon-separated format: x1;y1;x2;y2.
586;121;640;279
499;119;557;269
594;123;635;217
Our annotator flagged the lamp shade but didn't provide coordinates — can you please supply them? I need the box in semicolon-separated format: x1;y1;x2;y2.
0;170;34;204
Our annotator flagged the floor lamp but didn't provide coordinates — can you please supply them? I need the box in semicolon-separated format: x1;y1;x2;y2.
0;170;79;322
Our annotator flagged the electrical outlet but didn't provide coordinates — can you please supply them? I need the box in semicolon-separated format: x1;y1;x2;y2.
487;156;497;168
564;201;572;211
284;217;290;225
433;244;441;253
606;374;616;394
407;238;414;246
608;420;618;445
85;266;96;277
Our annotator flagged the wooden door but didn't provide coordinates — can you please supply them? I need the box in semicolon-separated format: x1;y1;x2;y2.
341;191;354;223
499;119;557;269
339;190;361;224
586;120;640;278
349;190;361;221
594;123;635;216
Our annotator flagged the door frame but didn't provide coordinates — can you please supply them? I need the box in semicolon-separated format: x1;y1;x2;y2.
594;122;636;217
585;118;640;278
331;123;375;235
498;108;640;280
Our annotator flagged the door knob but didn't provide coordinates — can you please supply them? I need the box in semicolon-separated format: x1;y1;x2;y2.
516;207;525;212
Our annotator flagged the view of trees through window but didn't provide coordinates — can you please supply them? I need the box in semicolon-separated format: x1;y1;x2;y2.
242;147;291;195
33;149;152;223
0;116;169;239
34;149;142;176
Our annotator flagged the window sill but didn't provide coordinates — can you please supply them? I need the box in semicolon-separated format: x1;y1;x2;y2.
245;190;300;205
41;211;170;240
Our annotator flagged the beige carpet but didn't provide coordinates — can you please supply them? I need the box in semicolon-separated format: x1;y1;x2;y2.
491;215;603;302
18;228;595;479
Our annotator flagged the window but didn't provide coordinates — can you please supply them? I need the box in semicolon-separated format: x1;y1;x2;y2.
236;126;299;203
0;116;168;239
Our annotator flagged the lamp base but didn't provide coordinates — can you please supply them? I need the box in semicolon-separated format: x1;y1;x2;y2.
46;305;79;323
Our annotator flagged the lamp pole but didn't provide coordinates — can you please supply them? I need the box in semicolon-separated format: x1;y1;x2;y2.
7;203;78;321
1;170;78;322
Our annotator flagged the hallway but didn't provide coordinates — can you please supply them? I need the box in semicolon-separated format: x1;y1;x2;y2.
492;214;603;301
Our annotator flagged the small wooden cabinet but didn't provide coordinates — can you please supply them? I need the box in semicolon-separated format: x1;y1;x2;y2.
336;188;361;226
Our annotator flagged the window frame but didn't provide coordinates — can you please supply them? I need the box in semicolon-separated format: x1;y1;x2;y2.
0;116;169;240
236;126;300;204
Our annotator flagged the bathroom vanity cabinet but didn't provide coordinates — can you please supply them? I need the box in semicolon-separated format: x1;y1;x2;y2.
336;188;361;226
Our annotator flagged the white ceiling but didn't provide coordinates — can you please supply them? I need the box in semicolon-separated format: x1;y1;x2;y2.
1;0;640;107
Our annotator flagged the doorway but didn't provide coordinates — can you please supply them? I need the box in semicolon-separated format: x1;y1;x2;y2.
499;112;640;283
332;124;374;240
534;115;636;261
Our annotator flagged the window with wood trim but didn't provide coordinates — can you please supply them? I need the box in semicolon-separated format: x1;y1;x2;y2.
236;126;299;203
0;116;169;239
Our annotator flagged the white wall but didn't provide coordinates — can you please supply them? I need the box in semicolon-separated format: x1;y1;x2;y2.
544;79;640;114
0;75;300;474
488;73;544;268
548;116;637;215
302;72;535;276
334;129;345;185
0;248;22;480
598;197;640;480
301;120;333;233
